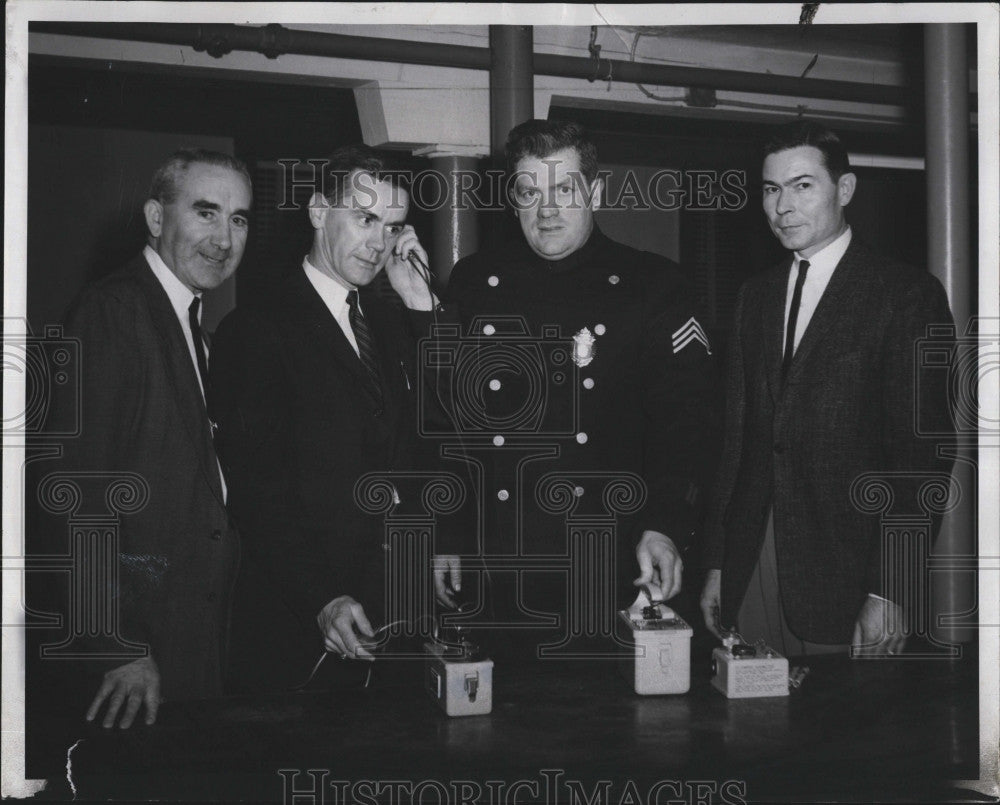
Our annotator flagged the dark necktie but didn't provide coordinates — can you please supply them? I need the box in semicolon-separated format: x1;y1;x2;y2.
781;260;810;380
347;289;383;401
188;296;210;401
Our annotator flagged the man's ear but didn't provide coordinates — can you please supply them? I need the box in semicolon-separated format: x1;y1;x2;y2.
308;191;328;230
837;172;857;207
143;199;163;238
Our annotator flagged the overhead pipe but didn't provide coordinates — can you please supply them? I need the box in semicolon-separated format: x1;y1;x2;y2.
33;22;908;106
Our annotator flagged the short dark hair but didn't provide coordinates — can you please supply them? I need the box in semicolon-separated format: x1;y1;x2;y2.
148;149;251;204
320;145;408;206
504;120;599;183
763;120;851;182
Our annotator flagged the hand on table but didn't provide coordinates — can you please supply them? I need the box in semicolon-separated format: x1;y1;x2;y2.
433;554;461;608
699;568;724;639
851;596;907;657
86;656;161;729
317;596;376;660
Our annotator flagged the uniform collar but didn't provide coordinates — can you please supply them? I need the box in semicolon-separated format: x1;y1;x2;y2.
519;226;608;273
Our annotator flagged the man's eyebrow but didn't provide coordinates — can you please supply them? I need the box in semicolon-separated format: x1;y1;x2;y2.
233;208;252;219
762;174;815;187
192;199;221;211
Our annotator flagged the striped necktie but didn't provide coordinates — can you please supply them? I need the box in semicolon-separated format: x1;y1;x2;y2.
347;289;383;401
188;296;210;403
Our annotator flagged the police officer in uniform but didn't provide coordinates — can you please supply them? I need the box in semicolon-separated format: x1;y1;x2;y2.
441;120;721;656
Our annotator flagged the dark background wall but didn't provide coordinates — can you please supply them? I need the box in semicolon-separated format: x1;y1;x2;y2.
28;56;931;349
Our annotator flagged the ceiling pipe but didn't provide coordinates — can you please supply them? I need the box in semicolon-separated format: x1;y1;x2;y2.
32;22;908;107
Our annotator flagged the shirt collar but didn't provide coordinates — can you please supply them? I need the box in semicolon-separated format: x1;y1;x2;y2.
794;226;852;276
303;256;353;311
144;245;200;323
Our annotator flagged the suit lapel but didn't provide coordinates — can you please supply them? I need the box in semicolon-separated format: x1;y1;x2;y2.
763;257;792;402
784;240;868;382
288;270;384;405
133;257;225;505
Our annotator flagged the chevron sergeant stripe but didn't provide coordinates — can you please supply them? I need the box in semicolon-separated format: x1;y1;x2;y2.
671;317;711;354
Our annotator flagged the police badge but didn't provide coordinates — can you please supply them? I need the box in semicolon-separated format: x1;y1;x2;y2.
573;327;596;367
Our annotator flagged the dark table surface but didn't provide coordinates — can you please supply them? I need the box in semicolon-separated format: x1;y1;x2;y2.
26;646;982;804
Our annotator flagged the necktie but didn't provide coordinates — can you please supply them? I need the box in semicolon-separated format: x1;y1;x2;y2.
781;260;810;380
189;296;227;496
188;296;210;400
347;289;383;401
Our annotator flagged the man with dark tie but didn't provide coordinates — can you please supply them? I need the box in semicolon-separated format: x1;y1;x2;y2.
38;149;251;727
700;120;955;656
210;146;460;691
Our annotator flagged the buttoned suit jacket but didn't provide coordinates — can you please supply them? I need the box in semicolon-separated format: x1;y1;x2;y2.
210;268;448;692
35;254;239;702
446;229;722;615
703;238;955;643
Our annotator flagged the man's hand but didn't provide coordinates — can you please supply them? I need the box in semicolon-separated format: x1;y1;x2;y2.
851;596;907;657
634;530;683;601
700;568;724;638
317;596;376;660
386;225;436;311
433;554;461;608
86;656;160;729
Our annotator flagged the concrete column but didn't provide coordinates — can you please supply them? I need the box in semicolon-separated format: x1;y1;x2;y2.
412;147;483;284
488;25;533;248
489;25;534;161
924;24;974;647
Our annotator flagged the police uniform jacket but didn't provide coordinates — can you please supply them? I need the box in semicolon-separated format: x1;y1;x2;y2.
445;227;721;605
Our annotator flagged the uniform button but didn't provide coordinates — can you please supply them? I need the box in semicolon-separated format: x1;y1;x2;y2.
373;408;384;417
583;377;595;389
489;379;502;391
207;592;218;603
594;324;606;336
573;485;585;497
488;275;499;287
483;324;496;336
576;432;588;444
493;435;505;446
773;442;785;454
497;489;509;501
382;543;391;551
210;529;222;541
608;275;620;285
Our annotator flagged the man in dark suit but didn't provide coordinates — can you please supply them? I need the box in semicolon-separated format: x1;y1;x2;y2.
700;120;954;656
40;149;251;727
211;146;460;692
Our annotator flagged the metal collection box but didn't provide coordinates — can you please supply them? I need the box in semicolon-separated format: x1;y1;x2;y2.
618;608;693;695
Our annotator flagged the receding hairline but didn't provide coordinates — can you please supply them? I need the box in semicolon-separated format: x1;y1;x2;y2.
327;168;410;212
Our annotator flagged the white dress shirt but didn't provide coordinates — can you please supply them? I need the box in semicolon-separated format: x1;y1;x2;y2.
783;226;852;356
303;257;360;357
144;245;227;500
